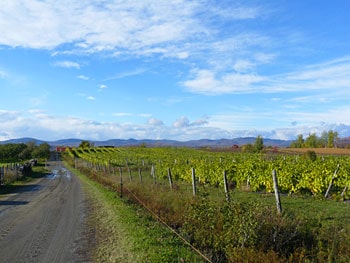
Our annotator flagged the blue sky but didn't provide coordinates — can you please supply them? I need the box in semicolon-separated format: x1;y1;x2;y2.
1;0;350;141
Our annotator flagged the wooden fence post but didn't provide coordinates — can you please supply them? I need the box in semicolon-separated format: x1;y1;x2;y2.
119;167;123;198
272;170;282;214
151;164;156;184
341;186;348;198
128;166;132;182
223;170;230;202
324;163;340;199
168;168;173;189
0;166;4;186
139;168;142;183
191;167;197;196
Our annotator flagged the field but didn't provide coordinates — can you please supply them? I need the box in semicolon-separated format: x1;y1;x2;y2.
279;147;350;155
63;146;350;262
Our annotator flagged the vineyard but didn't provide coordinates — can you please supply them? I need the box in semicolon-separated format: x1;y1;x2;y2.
63;146;350;262
65;146;350;198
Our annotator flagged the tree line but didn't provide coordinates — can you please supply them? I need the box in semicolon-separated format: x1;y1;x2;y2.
290;130;340;148
0;142;50;163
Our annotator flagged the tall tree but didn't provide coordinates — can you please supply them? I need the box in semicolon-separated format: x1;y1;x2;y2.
290;134;304;148
327;130;338;148
304;133;318;148
254;135;264;153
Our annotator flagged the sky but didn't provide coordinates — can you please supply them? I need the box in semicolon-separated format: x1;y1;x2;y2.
1;0;350;142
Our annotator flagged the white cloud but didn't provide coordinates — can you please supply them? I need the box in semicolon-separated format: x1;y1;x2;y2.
99;84;107;89
233;59;255;72
113;112;132;117
0;1;202;51
105;68;147;81
184;69;265;95
148;118;164;126
173;116;190;128
0;1;267;62
183;56;350;95
173;116;208;128
77;75;89;80
54;61;80;69
0;110;349;142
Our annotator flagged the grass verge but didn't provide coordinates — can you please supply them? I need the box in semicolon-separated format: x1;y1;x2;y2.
68;163;204;263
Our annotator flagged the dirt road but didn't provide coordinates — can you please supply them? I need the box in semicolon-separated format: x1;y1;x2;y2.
0;160;94;263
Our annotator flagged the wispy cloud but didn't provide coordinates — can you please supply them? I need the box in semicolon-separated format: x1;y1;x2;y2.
105;68;147;81
113;112;132;117
77;75;89;80
183;69;266;95
54;61;80;69
183;56;350;95
0;69;8;79
77;93;95;101
0;1;266;59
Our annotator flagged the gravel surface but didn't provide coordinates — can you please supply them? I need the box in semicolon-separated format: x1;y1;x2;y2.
0;160;95;263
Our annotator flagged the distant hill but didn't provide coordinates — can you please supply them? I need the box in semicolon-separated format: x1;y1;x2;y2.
0;137;292;148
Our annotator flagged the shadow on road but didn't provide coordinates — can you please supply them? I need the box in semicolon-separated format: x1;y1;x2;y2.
0;200;29;205
0;184;42;195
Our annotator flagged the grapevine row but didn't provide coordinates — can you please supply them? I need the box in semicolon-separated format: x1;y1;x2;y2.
65;147;350;197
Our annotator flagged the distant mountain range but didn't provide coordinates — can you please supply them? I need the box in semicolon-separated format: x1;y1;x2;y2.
0;137;292;148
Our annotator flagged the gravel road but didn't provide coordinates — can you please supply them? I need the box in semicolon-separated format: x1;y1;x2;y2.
0;160;94;263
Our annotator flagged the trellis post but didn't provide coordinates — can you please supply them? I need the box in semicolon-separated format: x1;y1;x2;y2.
223;170;230;202
168;168;173;189
272;170;282;214
191;167;197;196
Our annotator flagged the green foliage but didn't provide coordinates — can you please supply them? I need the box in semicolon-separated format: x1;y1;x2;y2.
290;134;304;148
254;135;264;153
0;142;49;162
241;144;254;153
79;140;94;148
290;130;339;148
304;150;317;161
67;146;350;198
182;195;315;261
64;148;350;262
32;143;50;158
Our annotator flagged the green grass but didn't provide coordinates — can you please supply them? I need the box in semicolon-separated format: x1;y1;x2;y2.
225;190;350;227
68;163;205;262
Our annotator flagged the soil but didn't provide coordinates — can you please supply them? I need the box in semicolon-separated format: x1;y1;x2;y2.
0;159;96;263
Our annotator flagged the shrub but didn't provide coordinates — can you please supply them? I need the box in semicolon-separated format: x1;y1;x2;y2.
304;150;317;161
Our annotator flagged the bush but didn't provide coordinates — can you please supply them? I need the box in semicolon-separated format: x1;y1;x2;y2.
304;150;317;161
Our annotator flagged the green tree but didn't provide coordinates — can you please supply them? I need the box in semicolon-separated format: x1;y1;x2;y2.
79;140;93;148
327;130;338;148
290;134;304;148
19;141;36;159
304;133;319;148
0;143;27;162
32;143;50;158
254;135;264;153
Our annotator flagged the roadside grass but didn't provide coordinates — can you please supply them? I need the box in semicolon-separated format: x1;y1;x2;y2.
67;163;204;263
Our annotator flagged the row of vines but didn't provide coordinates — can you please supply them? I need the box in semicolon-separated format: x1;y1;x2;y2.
65;147;350;198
